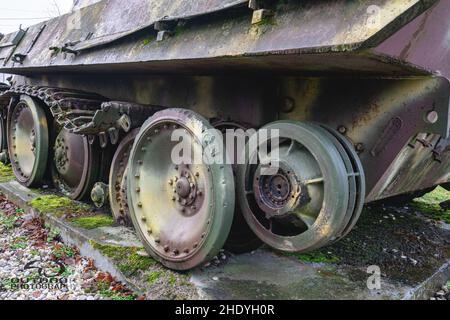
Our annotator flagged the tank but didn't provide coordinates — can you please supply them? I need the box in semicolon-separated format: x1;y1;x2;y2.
0;0;448;270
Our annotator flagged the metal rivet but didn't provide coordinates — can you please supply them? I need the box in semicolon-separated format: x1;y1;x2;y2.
164;245;169;252
147;229;152;234
184;248;190;254
168;179;173;186
338;125;347;134
136;187;141;192
155;238;160;244
355;143;365;152
195;172;200;177
137;202;143;207
173;249;179;255
141;217;147;222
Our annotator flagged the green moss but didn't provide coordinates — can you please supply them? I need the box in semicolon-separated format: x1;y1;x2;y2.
286;251;341;264
0;162;15;183
147;270;164;285
29;195;90;218
173;25;185;37
90;241;156;277
412;187;450;223
71;215;115;230
142;38;152;46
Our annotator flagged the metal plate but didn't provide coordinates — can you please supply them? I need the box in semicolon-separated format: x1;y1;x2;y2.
8;95;48;187
128;108;235;270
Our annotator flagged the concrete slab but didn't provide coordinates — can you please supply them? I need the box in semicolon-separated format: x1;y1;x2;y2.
0;181;449;300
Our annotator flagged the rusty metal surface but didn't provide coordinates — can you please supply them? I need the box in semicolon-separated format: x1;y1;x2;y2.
279;76;450;201
0;0;441;76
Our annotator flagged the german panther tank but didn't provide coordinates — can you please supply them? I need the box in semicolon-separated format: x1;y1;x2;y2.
0;0;448;270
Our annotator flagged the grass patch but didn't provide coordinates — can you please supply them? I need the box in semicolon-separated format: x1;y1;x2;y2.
412;187;450;223
0;162;15;183
90;241;156;277
29;195;90;218
71;215;114;230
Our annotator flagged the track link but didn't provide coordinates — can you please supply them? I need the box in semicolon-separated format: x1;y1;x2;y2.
2;85;160;146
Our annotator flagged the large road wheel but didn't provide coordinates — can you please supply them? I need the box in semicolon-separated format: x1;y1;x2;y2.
51;127;101;200
8;95;49;187
109;128;140;226
237;121;365;253
127;109;235;270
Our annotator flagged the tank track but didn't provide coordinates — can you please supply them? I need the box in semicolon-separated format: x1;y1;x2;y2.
2;84;160;147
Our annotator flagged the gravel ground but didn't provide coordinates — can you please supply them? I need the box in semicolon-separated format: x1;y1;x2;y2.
0;195;137;300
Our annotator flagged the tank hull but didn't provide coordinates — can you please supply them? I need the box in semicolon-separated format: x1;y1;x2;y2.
7;72;449;202
0;0;448;269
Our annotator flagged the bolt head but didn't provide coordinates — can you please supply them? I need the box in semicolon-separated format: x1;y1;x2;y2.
338;126;346;134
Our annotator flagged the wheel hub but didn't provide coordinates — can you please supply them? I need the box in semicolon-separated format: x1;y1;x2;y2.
176;177;191;198
254;169;296;214
171;164;202;213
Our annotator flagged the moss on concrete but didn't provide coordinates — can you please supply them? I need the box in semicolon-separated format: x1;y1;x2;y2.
29;195;91;218
0;163;15;183
412;187;450;223
286;251;341;264
71;215;115;230
147;270;165;285
89;241;156;277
